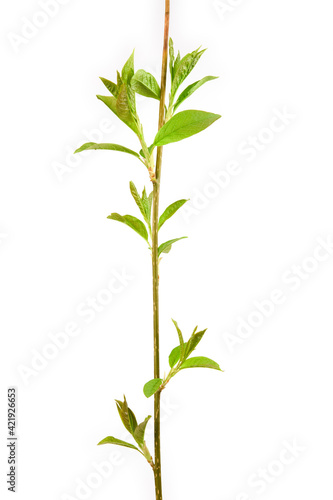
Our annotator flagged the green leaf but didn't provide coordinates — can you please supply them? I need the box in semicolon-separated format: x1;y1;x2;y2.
169;38;175;78
115;400;129;433
141;187;148;210
97;95;138;134
143;378;163;398
100;77;118;97
117;71;123;88
173;76;218;112
122;50;135;85
128;408;138;434
127;84;137;115
116;84;135;123
141;188;153;227
107;213;148;242
169;346;180;368
131;70;161;100
134;416;151;447
74;142;141;158
171;48;206;97
185;329;207;359
115;398;139;440
147;192;154;215
158;237;187;256
97;436;140;451
115;397;137;435
153;110;221;147
129;182;149;223
171;319;185;361
173;51;181;81
169;328;206;368
139;144;155;159
159;199;188;230
180;356;222;371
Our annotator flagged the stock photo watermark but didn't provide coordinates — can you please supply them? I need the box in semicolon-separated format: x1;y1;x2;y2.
17;268;134;385
213;0;248;22
52;118;116;183
222;235;333;353
227;438;306;500
0;231;8;246
7;0;72;53
182;106;296;223
60;395;178;500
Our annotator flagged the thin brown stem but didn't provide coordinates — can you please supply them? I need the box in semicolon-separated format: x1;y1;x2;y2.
152;1;170;500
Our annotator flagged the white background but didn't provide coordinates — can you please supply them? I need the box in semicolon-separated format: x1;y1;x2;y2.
1;0;333;499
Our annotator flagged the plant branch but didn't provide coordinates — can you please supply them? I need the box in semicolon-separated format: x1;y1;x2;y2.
151;1;170;500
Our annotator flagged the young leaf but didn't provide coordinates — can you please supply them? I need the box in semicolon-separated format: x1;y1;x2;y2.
74;142;141;159
147;192;154;213
99;77;118;97
97;95;138;134
169;347;179;368
107;213;148;242
122;50;135;85
115;397;137;435
139;144;155;159
153;110;221;147
173;51;181;78
143;378;163;398
169;38;175;78
168;329;206;367
171;48;206;98
141;187;148;209
173;76;218;112
180;356;222;371
158;237;187;256
159;199;188;230
131;70;161;100
184;329;207;359
115;400;129;432
141;189;153;226
127;84;137;115
128;408;138;434
171;319;185;361
117;70;123;88
97;436;140;451
134;415;152;447
116;84;135;123
129;182;149;224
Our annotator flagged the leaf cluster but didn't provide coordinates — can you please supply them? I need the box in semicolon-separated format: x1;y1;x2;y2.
98;396;153;466
107;181;188;257
143;320;223;398
74;39;221;183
